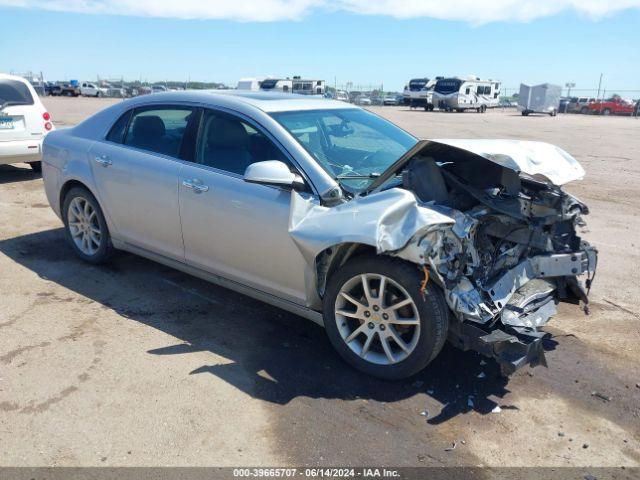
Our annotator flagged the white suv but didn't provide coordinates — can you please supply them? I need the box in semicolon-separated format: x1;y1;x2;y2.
0;74;54;172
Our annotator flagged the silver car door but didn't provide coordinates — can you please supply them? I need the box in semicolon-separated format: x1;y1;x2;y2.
178;108;309;304
89;105;197;260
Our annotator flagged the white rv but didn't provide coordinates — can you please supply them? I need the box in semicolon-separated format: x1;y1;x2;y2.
433;76;501;112
402;77;439;110
236;78;262;91
260;77;325;95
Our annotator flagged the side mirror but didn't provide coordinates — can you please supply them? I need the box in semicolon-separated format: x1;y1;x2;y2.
244;160;305;190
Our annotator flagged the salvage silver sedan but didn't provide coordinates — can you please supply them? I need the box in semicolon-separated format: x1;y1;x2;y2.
42;91;597;379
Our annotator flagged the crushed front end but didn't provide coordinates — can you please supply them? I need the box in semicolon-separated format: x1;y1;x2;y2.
389;140;598;374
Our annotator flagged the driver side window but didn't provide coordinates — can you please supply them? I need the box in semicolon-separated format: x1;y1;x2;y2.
196;109;290;175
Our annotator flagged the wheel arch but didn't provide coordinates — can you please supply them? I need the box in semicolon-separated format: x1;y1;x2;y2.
314;242;377;300
59;179;96;214
58;178;118;237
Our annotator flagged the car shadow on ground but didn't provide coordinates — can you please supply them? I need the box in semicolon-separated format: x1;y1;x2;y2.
0;227;538;423
0;164;41;184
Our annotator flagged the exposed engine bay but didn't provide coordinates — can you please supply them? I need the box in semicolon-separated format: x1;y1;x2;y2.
389;141;597;373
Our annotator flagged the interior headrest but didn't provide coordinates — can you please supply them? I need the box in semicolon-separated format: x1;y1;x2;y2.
207;117;249;148
132;115;165;140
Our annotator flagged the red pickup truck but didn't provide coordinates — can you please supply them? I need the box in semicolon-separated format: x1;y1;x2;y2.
587;97;636;115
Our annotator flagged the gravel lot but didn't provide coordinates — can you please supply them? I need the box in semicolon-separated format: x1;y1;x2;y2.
1;96;639;467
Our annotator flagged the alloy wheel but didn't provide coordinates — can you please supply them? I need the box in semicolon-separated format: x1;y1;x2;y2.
67;197;102;256
334;273;421;365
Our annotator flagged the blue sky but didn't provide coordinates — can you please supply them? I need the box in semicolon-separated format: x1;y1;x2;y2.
1;2;639;94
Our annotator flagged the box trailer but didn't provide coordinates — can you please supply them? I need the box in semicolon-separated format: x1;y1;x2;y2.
518;83;562;116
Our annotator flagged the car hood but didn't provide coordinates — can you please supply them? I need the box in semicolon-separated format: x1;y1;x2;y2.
433;139;585;185
364;139;585;195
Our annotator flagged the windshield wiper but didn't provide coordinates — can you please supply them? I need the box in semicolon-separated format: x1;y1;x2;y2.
336;172;381;179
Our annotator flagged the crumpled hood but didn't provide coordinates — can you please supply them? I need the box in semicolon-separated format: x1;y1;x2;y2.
433;139;585;185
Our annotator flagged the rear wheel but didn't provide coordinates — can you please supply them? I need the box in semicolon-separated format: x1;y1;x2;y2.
62;187;113;264
580;106;589;114
602;108;611;116
28;161;42;172
323;256;449;380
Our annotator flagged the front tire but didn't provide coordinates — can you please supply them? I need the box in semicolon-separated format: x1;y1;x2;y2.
323;256;449;380
62;187;113;264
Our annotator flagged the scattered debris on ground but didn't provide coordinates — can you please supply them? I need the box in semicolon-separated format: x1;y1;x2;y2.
444;442;457;452
591;391;611;402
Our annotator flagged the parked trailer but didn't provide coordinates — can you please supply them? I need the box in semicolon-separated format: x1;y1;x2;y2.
402;77;439;110
518;83;562;116
432;76;501;113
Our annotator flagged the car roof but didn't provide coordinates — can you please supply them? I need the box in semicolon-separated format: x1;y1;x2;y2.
0;73;32;84
131;90;358;113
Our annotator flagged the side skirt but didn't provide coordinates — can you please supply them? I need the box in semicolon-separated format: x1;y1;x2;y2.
112;239;325;327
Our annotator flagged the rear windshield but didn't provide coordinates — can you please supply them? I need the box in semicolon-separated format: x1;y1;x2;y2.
0;79;35;107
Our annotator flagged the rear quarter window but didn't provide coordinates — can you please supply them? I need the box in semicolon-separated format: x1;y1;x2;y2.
106;110;133;143
0;79;35;106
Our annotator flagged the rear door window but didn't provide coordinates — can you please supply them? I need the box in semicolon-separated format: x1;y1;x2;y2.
123;106;195;159
0;79;34;107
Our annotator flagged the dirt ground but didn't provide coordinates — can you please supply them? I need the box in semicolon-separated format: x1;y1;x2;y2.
1;96;639;467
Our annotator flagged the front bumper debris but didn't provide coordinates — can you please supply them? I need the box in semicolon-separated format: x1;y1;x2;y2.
449;321;549;376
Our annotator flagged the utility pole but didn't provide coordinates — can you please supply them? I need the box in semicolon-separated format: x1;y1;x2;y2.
596;73;603;114
565;82;575;98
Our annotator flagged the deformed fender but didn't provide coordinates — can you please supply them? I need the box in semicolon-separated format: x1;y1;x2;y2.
288;188;454;266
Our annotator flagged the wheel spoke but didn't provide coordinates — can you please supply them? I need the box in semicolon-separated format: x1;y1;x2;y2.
345;323;367;343
378;275;387;305
389;316;419;326
361;274;373;305
360;331;375;357
387;327;410;353
380;335;395;363
89;232;100;247
336;309;362;319
340;291;367;309
83;200;91;217
388;297;412;310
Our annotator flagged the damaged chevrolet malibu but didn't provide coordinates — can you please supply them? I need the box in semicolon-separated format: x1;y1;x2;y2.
42;91;597;379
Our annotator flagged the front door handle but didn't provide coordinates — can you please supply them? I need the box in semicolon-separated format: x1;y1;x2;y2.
182;179;209;193
94;155;112;167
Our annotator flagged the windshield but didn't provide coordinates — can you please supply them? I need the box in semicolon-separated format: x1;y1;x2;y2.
271;108;417;190
434;79;463;94
409;79;429;91
0;79;34;107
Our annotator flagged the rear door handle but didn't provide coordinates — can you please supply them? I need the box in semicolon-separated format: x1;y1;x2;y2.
94;154;112;167
182;179;209;193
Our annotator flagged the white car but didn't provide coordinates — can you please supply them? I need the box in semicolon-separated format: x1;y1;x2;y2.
0;73;54;171
80;82;108;98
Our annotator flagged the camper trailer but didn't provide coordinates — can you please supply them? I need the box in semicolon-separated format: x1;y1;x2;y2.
260;77;325;95
236;78;263;91
433;76;501;112
402;77;439;110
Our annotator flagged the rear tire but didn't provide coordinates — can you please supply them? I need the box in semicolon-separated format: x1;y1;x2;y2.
602;108;611;116
62;187;114;264
28;161;42;172
323;255;449;380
